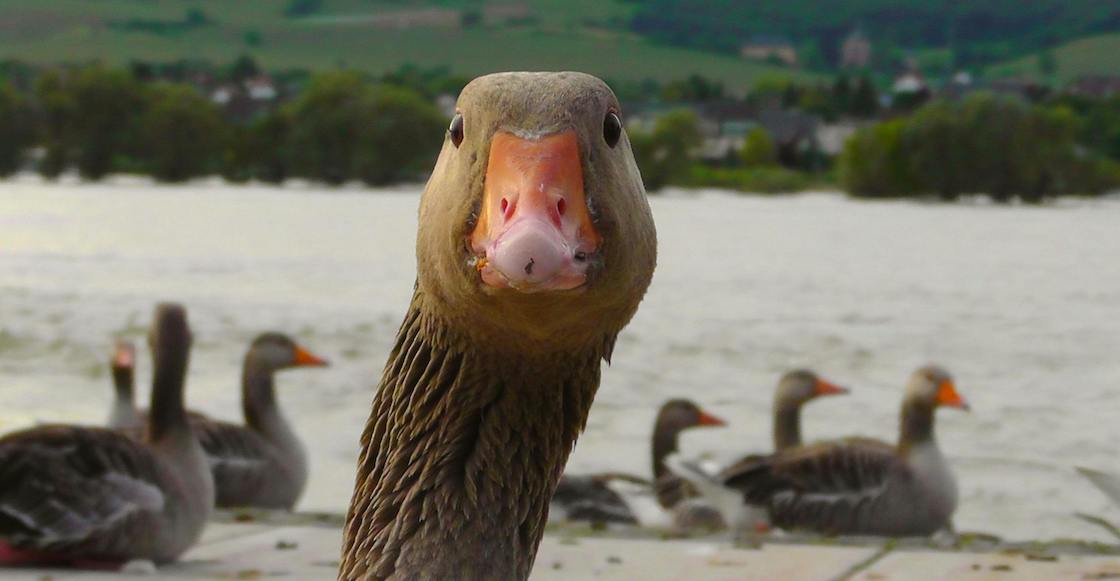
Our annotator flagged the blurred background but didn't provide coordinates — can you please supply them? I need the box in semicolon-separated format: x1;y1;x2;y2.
2;0;1120;548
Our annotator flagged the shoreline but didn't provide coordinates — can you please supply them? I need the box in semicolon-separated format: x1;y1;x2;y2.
8;511;1120;580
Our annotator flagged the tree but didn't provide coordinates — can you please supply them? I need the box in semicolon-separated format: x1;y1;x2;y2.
286;71;373;184
0;83;33;176
850;76;880;118
630;109;702;191
832;75;852;114
139;84;227;182
354;86;446;185
740;127;776;168
33;66;145;180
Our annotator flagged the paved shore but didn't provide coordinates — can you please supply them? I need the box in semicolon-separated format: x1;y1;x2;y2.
6;511;1120;580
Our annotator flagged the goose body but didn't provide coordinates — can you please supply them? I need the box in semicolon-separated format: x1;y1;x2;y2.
664;370;847;531
0;304;213;566
109;333;327;510
720;366;968;537
340;72;656;580
551;399;724;527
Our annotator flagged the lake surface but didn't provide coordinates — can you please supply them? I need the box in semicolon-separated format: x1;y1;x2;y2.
2;176;1118;541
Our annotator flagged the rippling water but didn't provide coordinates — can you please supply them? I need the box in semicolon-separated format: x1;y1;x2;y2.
1;176;1118;541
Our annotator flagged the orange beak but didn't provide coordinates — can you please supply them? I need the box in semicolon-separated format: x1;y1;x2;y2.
813;378;849;397
935;380;969;411
469;130;601;293
113;342;135;368
293;345;329;367
696;410;727;427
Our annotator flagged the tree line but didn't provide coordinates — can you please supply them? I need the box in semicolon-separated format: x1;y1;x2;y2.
0;66;446;185
838;94;1120;202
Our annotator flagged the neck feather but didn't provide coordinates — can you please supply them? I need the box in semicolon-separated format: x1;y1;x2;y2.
340;296;607;580
650;422;683;480
112;366;134;402
242;356;278;431
899;399;936;453
772;401;803;451
147;340;190;442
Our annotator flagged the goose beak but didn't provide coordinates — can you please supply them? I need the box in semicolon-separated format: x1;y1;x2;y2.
113;342;135;368
293;345;329;367
936;380;969;411
696;410;727;427
469;130;601;293
813;378;849;397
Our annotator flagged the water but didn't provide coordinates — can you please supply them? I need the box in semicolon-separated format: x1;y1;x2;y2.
2;176;1118;542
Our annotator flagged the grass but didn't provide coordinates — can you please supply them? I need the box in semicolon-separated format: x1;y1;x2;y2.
987;33;1120;85
0;0;818;91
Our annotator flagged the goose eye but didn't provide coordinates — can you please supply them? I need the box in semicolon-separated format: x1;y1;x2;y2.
448;113;464;148
603;111;622;148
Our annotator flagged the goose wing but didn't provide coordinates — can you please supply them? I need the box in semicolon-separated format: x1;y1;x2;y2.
0;425;169;557
720;439;902;534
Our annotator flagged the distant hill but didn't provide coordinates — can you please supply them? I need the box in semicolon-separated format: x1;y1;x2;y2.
0;0;816;92
629;0;1120;72
1;0;1118;88
988;34;1120;84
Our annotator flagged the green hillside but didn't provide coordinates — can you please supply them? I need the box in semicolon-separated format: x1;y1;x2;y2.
0;0;817;91
987;34;1120;84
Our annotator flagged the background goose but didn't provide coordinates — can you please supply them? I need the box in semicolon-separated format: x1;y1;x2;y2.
107;340;142;431
109;333;328;510
665;369;847;532
0;303;213;566
717;366;968;537
551;399;725;527
339;71;656;580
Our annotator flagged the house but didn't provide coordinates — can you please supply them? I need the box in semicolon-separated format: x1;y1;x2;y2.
245;76;278;102
740;35;798;67
840;28;872;69
892;71;927;95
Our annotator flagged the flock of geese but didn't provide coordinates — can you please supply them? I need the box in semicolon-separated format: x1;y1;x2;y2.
553;367;969;538
0;304;329;566
0;71;1117;580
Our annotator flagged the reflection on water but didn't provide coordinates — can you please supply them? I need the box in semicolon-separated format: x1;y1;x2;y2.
1;176;1119;541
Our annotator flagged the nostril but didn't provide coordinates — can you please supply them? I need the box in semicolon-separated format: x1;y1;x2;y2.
500;197;511;219
556;198;567;216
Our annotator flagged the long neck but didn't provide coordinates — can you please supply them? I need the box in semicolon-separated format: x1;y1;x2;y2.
898;398;936;454
147;340;190;443
772;399;803;451
242;356;279;432
112;366;134;404
650;422;682;480
340;298;606;581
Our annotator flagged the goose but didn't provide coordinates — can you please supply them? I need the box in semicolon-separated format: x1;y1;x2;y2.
109;333;328;510
339;71;657;580
0;303;213;566
107;340;142;431
717;366;968;537
664;369;848;532
551;399;725;526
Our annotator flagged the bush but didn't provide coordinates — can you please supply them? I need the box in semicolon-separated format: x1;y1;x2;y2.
740;127;777;168
354;86;445;185
630;109;702;192
139;84;228;182
686;165;810;193
34;67;145;180
838;93;1118;201
0;83;34;176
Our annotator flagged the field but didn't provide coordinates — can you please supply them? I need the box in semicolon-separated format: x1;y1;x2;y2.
0;0;817;91
988;33;1120;84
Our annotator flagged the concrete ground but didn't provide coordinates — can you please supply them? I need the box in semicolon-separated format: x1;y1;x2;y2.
5;517;1120;580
